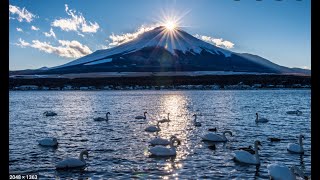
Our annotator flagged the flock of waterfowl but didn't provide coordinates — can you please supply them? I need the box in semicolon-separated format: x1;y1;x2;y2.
38;109;308;179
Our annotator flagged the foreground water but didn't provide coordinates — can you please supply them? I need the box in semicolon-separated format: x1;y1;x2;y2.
9;90;311;179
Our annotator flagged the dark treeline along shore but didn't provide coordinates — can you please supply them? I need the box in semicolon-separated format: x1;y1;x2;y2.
9;74;310;90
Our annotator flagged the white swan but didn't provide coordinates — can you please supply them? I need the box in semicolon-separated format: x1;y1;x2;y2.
255;113;269;123
38;137;58;147
44;111;57;116
94;112;110;121
135;111;147;119
286;110;303;115
233;140;262;165
287;134;304;154
145;121;162;132
149;135;178;146
159;113;171;123
267;163;306;180
148;137;181;156
201;130;233;142
56;150;88;169
193;114;201;127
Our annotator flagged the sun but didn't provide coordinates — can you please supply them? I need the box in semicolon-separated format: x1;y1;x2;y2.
164;20;177;31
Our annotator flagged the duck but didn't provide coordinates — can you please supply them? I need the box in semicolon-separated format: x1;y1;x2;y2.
267;137;282;142
145;121;162;132
208;127;217;132
135;111;147;119
201;130;233;142
233;140;262;165
149;135;178;146
193;114;201;127
94;112;110;121
38;137;58;147
148;137;181;157
208;144;216;150
55;150;88;169
159;113;170;123
236;145;256;154
286;110;303;115
267;163;306;180
255;113;269;123
44;111;57;116
287;134;304;154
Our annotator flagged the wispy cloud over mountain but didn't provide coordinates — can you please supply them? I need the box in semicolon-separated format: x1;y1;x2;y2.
31;26;40;31
15;38;92;58
16;28;23;32
194;34;234;49
52;4;100;35
44;28;56;39
9;5;37;23
108;24;158;47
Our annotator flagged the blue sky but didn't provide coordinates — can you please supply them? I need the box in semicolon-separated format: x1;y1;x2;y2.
9;0;310;70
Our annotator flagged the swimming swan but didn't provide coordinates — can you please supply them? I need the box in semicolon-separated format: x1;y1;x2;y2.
267;163;306;180
287;134;304;154
233;140;262;165
201;130;233;142
148;137;181;157
56;150;88;169
193;114;201;127
149;135;178;146
38;137;58;147
159;113;170;123
135;111;147;119
94;112;110;121
145;121;162;132
44;111;57;116
255;113;269;123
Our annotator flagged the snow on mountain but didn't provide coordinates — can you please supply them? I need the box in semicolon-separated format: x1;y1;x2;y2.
84;58;112;65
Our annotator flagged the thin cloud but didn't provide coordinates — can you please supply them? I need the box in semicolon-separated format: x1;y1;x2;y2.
15;38;30;47
194;34;235;49
44;28;56;39
16;28;23;32
52;4;100;35
15;38;92;58
108;24;158;47
31;25;39;31
9;4;36;23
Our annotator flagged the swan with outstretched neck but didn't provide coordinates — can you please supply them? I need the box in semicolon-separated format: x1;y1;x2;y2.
135;111;147;119
255;113;269;123
233;140;262;165
145;121;162;132
159;113;170;123
201;130;233;142
55;150;89;169
287;134;304;154
94;112;110;121
38;137;58;147
267;163;306;180
149;137;181;156
149;135;178;146
193;114;201;127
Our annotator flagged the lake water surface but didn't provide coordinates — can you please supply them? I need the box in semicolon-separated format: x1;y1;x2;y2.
9;90;311;179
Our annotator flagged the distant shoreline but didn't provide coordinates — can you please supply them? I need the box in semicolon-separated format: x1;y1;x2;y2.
9;74;311;91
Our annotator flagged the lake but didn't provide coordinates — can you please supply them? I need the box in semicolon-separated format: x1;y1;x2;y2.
9;90;311;179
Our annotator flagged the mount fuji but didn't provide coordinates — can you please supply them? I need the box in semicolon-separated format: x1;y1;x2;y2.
13;26;310;75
